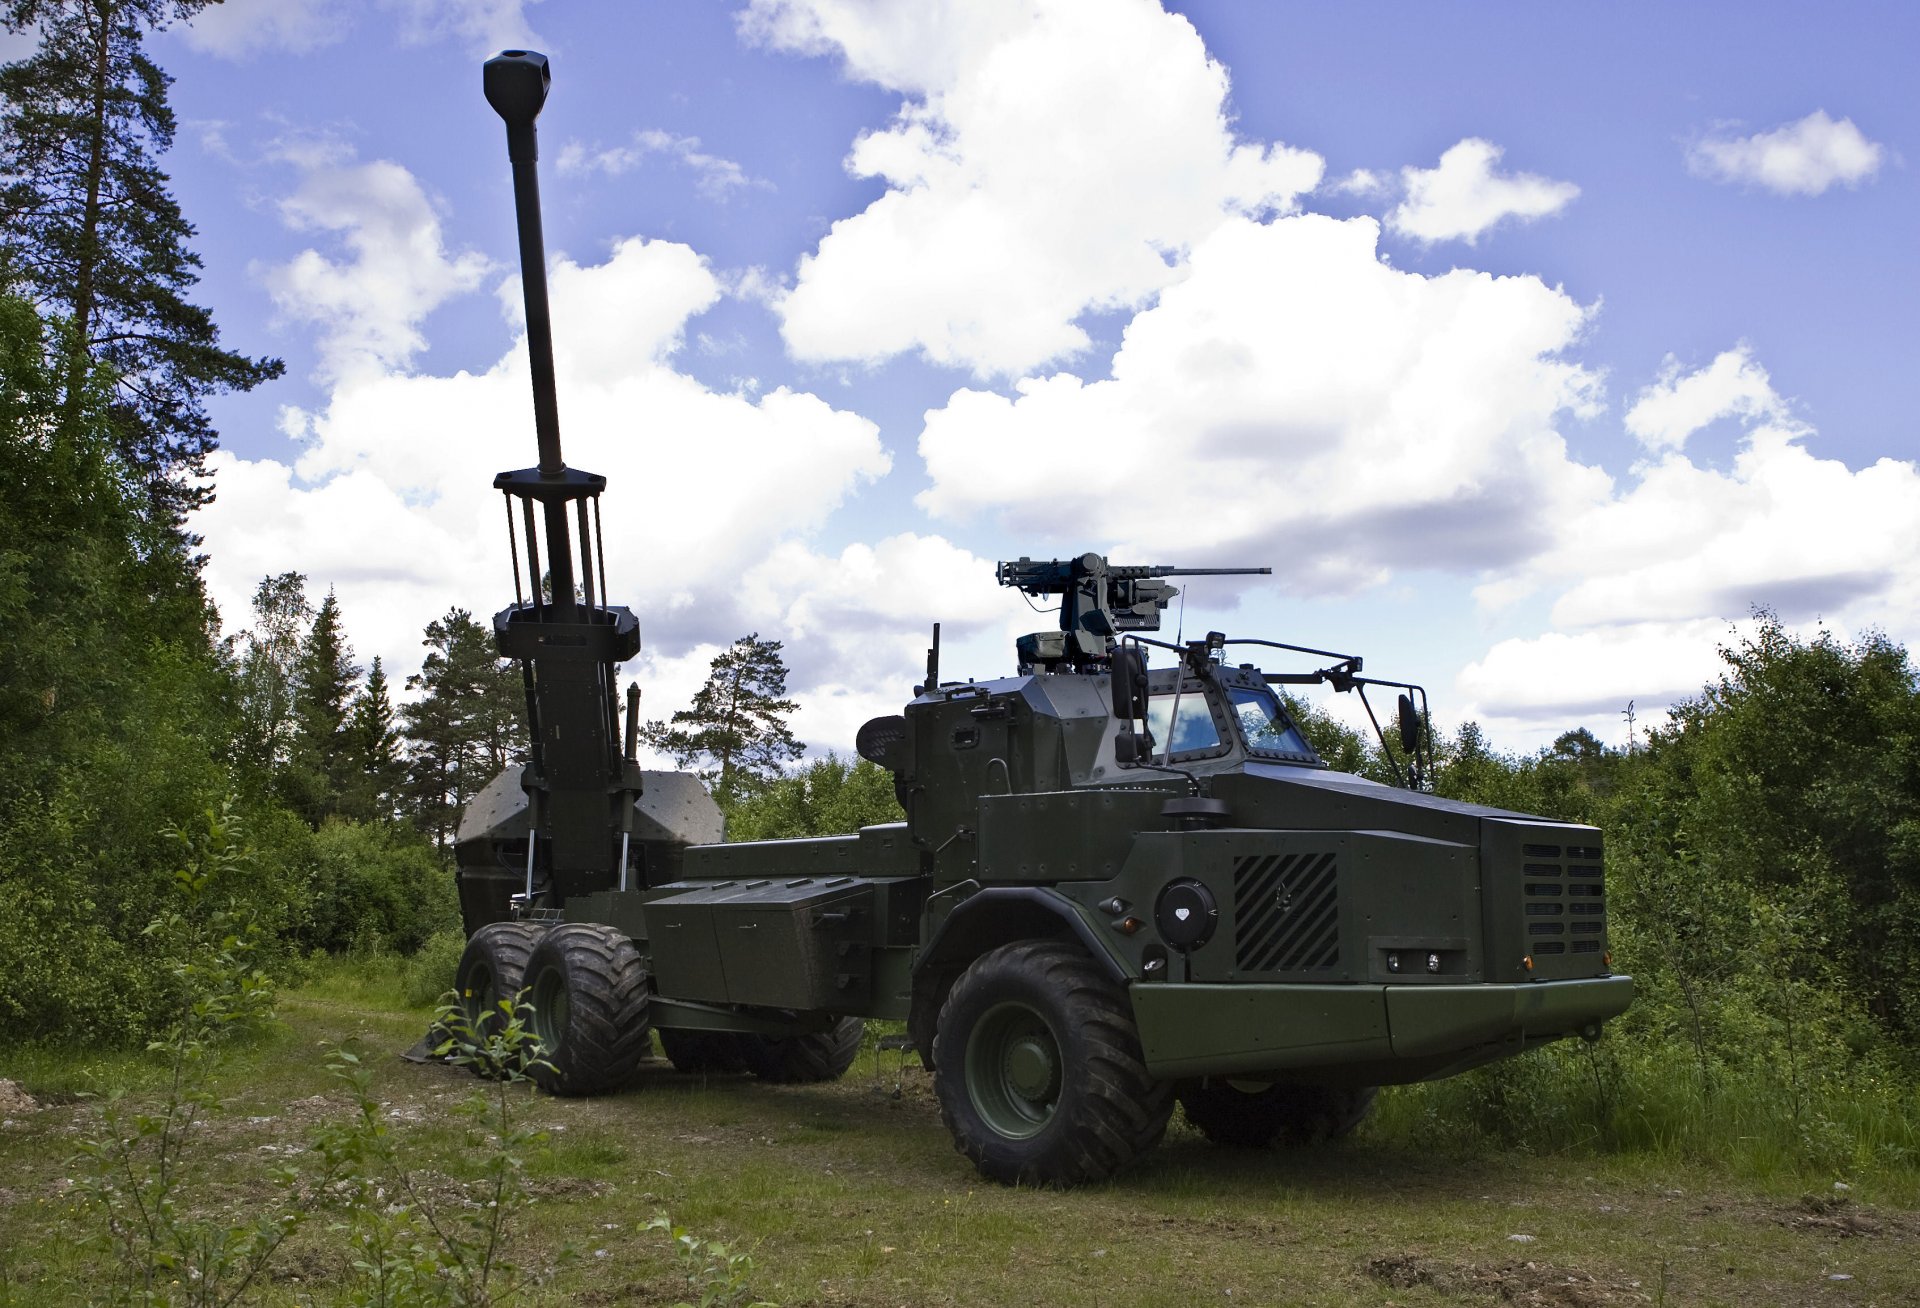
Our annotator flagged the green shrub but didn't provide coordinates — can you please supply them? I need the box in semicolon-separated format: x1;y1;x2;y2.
403;927;468;1008
298;818;456;955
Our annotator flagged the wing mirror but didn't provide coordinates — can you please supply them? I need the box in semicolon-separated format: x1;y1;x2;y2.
1397;693;1421;754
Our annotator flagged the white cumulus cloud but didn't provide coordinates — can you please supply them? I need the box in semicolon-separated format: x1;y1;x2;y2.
915;213;1609;592
742;0;1323;377
182;0;351;58
1462;350;1920;739
200;164;901;743
180;0;543;59
557;130;763;201
258;153;493;383
382;0;545;56
1687;110;1885;196
1387;138;1580;245
1623;346;1792;453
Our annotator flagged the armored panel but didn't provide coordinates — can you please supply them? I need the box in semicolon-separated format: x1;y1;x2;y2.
645;875;917;1011
1131;828;1478;985
976;789;1166;881
635;771;726;845
454;764;725;932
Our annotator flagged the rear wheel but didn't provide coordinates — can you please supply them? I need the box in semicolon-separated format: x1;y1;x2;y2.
1177;1080;1378;1147
452;921;541;1076
657;1028;749;1074
521;923;651;1097
738;1018;865;1083
933;940;1172;1186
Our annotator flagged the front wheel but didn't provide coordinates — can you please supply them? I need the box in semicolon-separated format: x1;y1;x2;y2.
1177;1080;1378;1147
932;940;1172;1186
521;923;651;1097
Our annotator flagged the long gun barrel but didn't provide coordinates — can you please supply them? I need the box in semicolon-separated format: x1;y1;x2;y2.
483;51;643;908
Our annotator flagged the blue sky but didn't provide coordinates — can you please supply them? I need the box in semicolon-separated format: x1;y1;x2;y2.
98;0;1918;756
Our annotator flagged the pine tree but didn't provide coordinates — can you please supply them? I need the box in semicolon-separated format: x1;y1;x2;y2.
400;608;521;850
284;588;359;823
0;0;283;533
644;633;804;808
343;655;404;822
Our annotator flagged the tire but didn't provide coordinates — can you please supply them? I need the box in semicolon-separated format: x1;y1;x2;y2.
738;1017;865;1084
657;1028;750;1075
453;921;542;1076
1177;1081;1378;1147
932;940;1172;1186
521;923;652;1097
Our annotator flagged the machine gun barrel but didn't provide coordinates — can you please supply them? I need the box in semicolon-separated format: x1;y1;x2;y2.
996;555;1271;593
1106;565;1272;582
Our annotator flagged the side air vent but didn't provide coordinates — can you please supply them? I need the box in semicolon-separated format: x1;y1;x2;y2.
1233;851;1339;974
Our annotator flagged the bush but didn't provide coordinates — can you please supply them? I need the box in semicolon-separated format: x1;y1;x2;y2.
403;927;467;1008
298;819;457;956
724;754;902;840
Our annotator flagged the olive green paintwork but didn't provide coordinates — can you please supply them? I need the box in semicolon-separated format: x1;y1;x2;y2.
1131;975;1634;1082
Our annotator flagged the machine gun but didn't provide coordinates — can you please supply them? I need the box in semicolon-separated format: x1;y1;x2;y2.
996;552;1270;671
483;51;645;910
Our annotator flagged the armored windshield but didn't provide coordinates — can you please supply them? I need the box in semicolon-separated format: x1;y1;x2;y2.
1227;684;1321;764
1144;689;1225;756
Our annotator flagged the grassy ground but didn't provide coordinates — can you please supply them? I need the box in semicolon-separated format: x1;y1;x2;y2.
1;964;1916;1307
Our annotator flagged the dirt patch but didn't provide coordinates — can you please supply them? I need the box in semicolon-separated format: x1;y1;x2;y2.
1367;1253;1649;1306
0;1079;40;1116
1777;1193;1920;1239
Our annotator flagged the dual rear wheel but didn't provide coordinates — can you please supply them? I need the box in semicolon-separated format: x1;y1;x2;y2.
452;924;863;1095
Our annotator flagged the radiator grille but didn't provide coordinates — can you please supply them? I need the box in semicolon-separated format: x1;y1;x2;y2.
1517;841;1606;960
1233;851;1339;973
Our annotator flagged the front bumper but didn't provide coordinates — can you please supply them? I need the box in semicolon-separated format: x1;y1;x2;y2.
1130;974;1634;1082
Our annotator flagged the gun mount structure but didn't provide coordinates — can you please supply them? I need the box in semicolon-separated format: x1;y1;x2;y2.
450;52;1633;1185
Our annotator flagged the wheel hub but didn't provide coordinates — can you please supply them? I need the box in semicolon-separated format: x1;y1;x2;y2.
1003;1035;1058;1101
965;1001;1063;1139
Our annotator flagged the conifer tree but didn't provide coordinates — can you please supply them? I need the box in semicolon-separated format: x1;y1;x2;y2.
644;633;803;808
343;655;404;822
285;588;359;823
400;608;521;850
0;0;283;532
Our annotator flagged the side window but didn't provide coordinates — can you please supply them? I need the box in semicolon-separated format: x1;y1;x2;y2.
1144;691;1222;754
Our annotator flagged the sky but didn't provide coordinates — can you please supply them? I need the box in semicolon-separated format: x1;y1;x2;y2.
91;0;1920;758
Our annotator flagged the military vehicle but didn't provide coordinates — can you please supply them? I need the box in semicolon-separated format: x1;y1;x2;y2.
452;50;1634;1186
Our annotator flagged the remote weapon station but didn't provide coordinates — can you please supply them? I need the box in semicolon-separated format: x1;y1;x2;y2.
453;52;1633;1186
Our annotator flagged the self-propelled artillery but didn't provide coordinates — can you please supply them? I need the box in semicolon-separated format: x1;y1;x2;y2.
450;50;1633;1187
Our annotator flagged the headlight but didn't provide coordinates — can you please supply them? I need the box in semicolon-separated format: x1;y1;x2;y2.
1153;878;1218;951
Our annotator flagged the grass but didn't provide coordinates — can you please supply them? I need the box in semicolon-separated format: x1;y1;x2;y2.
1;959;1917;1306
